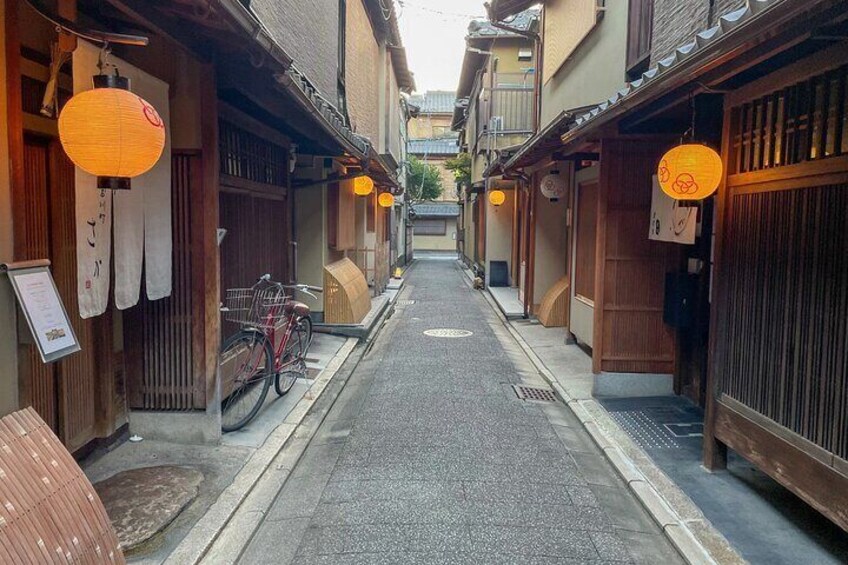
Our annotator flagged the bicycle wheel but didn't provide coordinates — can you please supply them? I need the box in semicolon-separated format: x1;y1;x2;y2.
220;329;273;432
274;317;311;396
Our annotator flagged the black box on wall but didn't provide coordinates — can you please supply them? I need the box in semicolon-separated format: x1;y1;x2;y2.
664;272;698;329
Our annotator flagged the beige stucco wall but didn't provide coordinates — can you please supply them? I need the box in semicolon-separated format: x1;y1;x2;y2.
0;0;19;417
462;195;476;264
490;39;535;76
409;113;453;139
346;0;381;143
540;0;627;127
293;158;332;315
414;219;458;251
533;167;570;309
485;189;515;285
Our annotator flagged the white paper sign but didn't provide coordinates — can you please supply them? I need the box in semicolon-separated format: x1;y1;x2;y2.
649;175;697;244
8;269;80;362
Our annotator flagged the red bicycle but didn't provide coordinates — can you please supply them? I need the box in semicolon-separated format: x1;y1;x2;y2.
219;275;322;432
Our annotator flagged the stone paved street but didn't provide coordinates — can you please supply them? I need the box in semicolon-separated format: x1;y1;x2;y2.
238;259;683;564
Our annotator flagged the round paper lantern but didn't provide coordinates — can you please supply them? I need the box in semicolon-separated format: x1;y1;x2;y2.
489;189;506;207
354;175;374;196
657;144;723;200
378;192;394;207
540;170;566;201
59;76;165;190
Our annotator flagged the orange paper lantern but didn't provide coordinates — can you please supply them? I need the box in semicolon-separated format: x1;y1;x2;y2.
354;175;374;196
489;189;506;206
657;144;723;200
59;78;165;190
378;192;394;207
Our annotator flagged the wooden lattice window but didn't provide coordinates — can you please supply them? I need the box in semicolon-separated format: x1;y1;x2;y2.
219;119;288;187
730;65;848;175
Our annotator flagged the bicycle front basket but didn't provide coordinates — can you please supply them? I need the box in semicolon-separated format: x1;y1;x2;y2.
222;288;262;326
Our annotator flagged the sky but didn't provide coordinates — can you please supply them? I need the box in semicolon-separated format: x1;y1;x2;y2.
396;0;489;94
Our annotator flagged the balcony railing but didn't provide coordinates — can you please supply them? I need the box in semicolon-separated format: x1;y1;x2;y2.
475;85;535;138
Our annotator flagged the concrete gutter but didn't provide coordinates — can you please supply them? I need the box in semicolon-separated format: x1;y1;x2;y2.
464;264;743;565
165;288;399;564
164;337;358;564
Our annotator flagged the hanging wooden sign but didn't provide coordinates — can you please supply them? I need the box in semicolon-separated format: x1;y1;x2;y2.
2;260;80;363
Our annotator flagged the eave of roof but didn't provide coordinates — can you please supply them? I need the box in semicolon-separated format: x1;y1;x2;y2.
485;0;539;22
503;0;824;172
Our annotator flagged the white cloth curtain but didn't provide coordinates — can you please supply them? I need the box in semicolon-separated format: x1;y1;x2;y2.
73;41;172;317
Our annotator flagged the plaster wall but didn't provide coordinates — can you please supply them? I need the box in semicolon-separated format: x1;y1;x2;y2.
293;160;331;315
409;113;453;139
0;0;19;417
532;171;569;310
485;189;515;286
463;197;477;265
540;0;627;127
414;218;458;251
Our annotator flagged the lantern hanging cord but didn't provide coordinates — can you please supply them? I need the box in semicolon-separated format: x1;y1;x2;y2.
681;93;696;145
23;0;149;47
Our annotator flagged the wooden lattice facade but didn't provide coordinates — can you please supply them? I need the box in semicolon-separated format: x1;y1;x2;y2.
706;43;848;532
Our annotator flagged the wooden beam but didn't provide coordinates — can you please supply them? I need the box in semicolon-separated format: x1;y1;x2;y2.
551;152;599;162
192;62;220;409
714;400;848;531
57;0;76;52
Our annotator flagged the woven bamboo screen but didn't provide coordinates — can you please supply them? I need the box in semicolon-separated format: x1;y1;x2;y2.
537;276;570;328
0;408;124;564
323;258;371;324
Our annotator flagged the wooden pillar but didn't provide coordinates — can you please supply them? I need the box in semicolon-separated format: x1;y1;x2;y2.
192;63;220;409
527;177;537;316
592;142;609;374
6;0;25;261
703;104;732;471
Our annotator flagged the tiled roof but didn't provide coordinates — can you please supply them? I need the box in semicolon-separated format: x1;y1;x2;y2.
505;0;790;171
412;203;460;217
467;8;539;38
408;138;459;156
409;91;457;114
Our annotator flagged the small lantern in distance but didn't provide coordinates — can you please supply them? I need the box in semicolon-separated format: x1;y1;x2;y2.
657;144;723;200
59;74;165;190
354;175;374;196
378;192;394;208
489;189;506;207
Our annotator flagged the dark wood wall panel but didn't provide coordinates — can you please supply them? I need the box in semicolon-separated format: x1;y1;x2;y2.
219;191;289;338
718;183;848;460
127;153;198;411
597;139;680;374
48;143;97;451
21;139;57;432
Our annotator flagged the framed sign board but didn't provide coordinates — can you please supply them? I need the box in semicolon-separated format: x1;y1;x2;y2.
2;261;80;363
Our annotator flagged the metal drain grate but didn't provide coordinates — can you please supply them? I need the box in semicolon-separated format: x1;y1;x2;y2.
397;299;416;305
513;385;558;403
423;328;473;338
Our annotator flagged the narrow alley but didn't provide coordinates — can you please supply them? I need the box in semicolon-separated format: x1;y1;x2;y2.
237;258;682;564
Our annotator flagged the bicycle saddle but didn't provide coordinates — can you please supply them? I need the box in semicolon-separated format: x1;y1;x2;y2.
284;301;310;317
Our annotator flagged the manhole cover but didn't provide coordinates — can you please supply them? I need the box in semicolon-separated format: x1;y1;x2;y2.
397;299;416;305
423;328;473;338
513;385;558;403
